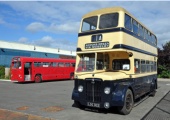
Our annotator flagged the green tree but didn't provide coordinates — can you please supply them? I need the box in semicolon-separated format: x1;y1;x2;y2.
0;66;5;79
158;41;170;78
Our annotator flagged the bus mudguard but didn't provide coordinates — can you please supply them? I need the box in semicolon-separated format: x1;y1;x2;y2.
111;81;134;107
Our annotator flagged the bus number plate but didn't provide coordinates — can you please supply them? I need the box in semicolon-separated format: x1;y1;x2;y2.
87;102;100;108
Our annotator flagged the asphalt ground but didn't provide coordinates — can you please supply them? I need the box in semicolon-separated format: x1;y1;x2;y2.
0;79;169;120
141;90;170;120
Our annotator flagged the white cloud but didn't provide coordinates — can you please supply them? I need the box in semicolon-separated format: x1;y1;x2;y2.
26;21;80;33
26;22;46;33
18;37;28;43
31;36;76;51
16;35;76;51
34;36;55;47
48;22;80;33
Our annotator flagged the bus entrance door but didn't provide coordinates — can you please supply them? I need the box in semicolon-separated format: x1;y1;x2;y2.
24;62;32;81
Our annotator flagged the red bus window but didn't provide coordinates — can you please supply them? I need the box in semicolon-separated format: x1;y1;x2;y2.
71;63;75;67
42;62;50;67
12;61;21;69
51;62;58;67
58;63;64;67
34;62;42;67
65;63;70;67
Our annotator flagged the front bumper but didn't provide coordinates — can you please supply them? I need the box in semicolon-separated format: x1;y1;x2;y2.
72;79;126;109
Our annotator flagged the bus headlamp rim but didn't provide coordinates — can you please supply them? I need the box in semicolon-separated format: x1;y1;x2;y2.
78;85;83;92
104;87;111;94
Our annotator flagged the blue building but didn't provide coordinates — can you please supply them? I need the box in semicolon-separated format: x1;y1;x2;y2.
0;40;76;67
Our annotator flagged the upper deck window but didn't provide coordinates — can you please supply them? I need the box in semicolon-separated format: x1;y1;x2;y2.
81;16;98;32
139;24;144;38
152;34;157;45
132;19;138;35
125;14;132;31
99;13;118;29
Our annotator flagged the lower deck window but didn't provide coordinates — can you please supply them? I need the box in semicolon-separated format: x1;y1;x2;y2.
112;59;130;70
76;53;95;72
135;59;140;73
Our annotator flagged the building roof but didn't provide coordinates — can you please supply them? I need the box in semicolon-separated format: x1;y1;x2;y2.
0;40;76;56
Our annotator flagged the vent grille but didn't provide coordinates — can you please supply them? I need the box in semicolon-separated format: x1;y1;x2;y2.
85;79;102;102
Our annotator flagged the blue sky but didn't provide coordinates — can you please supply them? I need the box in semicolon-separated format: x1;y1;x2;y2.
0;1;170;51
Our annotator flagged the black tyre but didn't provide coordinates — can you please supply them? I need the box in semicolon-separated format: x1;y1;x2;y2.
118;89;134;115
74;101;82;108
34;75;42;83
70;73;74;80
150;81;157;97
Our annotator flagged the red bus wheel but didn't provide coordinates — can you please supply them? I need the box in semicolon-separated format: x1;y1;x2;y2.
34;75;42;83
70;73;74;80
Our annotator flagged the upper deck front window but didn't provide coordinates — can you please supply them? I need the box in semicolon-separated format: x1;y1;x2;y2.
82;16;98;32
99;13;118;29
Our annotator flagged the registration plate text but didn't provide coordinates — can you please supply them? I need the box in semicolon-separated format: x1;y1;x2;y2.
87;102;100;108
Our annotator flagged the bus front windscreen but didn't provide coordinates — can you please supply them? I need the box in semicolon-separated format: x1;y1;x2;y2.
81;16;98;32
76;53;95;72
99;13;118;29
81;13;118;32
12;61;21;69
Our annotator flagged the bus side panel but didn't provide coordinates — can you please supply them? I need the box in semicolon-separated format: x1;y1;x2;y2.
111;80;135;107
43;67;52;80
64;66;75;79
134;74;157;99
11;68;24;82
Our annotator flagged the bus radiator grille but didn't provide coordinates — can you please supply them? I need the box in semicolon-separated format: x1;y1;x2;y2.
85;79;102;103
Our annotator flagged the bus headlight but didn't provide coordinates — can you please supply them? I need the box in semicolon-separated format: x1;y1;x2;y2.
104;87;110;94
78;85;83;92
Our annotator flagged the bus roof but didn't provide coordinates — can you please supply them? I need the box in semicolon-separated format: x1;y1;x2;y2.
83;7;127;18
82;6;155;35
12;56;75;62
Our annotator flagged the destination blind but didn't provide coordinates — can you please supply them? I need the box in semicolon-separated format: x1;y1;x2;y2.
85;42;109;49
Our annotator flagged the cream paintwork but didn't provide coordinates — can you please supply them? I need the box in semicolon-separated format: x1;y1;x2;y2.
75;51;134;81
75;7;158;81
75;71;129;81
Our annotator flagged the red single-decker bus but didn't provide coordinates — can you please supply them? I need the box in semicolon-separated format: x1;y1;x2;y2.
10;57;75;83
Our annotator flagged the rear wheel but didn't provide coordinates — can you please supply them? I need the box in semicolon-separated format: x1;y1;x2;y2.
34;75;42;83
70;73;74;80
118;89;134;115
150;80;157;97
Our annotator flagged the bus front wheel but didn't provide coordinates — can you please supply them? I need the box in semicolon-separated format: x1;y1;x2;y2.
118;89;134;115
34;75;42;83
74;101;83;109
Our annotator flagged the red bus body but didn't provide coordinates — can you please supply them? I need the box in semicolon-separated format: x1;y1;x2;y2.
10;57;75;83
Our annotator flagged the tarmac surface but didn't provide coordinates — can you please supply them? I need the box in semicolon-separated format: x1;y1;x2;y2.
141;91;170;120
0;78;170;120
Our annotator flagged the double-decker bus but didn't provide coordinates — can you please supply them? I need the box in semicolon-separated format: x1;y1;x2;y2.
10;57;75;83
72;7;157;115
